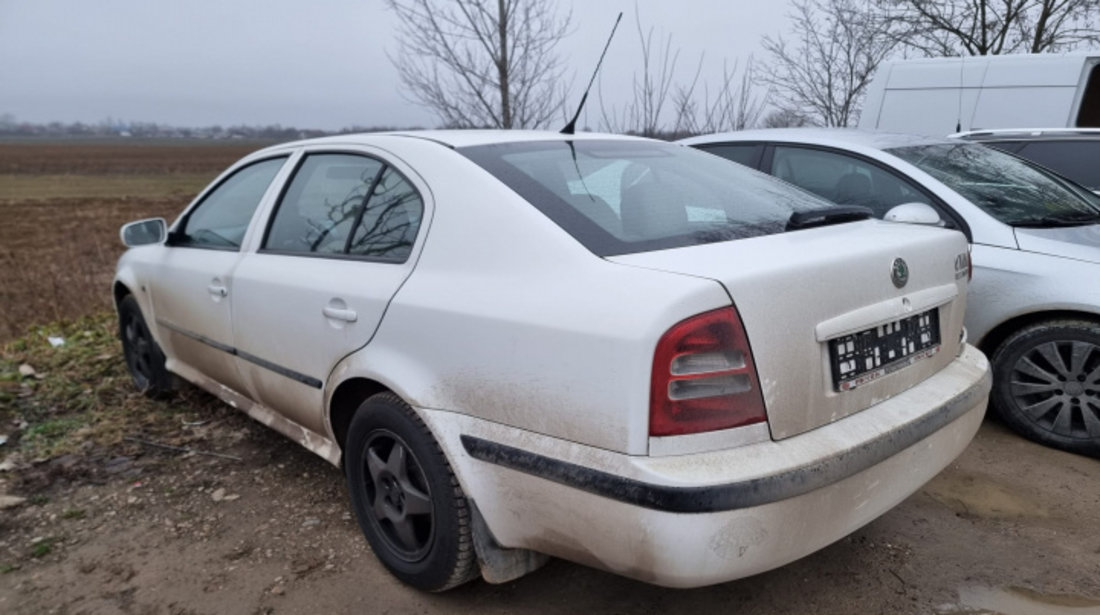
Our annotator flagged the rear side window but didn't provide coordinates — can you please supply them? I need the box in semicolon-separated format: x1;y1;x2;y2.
178;157;287;249
1015;140;1100;191
770;146;931;218
263;154;423;262
348;168;423;261
265;154;384;254
459;140;836;256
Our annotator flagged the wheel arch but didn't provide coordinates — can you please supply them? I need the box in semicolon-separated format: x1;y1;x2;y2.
112;280;133;308
328;377;391;457
977;309;1100;357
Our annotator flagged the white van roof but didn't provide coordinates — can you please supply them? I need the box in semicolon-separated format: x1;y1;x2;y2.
878;53;1098;89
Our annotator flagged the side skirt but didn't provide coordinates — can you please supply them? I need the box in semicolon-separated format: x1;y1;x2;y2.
168;360;342;467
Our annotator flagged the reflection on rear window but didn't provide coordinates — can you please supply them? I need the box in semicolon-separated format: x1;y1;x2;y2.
459;140;835;256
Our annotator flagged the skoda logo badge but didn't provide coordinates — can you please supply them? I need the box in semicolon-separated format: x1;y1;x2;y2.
891;258;909;288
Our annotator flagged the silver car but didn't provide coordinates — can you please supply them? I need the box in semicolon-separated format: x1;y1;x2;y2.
684;129;1100;457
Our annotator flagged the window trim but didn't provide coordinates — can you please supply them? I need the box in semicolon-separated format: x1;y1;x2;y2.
257;149;423;265
760;143;972;240
168;155;290;252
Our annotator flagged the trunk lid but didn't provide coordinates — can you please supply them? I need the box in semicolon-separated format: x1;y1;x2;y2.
609;220;970;440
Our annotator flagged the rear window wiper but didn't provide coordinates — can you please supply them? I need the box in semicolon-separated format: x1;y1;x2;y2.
786;206;873;231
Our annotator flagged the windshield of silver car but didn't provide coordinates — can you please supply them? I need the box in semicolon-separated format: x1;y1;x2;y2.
460;140;841;256
888;143;1100;227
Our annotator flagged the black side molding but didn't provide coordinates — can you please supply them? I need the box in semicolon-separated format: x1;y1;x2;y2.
461;378;984;514
157;319;323;389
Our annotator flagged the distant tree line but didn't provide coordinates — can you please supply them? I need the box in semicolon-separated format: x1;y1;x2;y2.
0;114;415;140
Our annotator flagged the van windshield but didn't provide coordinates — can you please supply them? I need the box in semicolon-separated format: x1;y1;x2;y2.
889;143;1100;227
459;139;840;256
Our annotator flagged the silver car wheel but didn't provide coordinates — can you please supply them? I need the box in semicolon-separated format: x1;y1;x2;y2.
1010;339;1100;439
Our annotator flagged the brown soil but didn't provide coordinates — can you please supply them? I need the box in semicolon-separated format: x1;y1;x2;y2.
2;139;1098;614
1;412;1097;615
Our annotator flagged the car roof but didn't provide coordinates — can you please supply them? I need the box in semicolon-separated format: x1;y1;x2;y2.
257;129;652;154
679;128;950;151
951;127;1100;141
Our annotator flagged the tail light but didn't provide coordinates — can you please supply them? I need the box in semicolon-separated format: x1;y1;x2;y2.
650;307;767;437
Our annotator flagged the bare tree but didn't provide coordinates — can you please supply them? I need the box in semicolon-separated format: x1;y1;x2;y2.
600;13;765;138
878;0;1100;56
384;0;571;129
673;57;767;135
758;0;898;127
762;108;812;128
599;13;680;137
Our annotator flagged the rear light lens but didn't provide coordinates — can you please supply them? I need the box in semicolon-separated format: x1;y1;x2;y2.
650;307;767;437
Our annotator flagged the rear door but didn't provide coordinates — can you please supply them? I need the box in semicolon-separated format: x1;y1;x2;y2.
229;148;428;433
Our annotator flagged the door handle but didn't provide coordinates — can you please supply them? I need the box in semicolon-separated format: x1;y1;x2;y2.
322;306;358;323
207;284;228;297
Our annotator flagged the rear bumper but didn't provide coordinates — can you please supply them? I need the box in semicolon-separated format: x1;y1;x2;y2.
421;345;991;587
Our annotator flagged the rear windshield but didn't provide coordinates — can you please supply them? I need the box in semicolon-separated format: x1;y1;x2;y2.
459;139;837;256
889;143;1100;226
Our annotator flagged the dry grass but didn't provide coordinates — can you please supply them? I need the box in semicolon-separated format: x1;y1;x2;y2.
0;140;269;342
0;174;212;201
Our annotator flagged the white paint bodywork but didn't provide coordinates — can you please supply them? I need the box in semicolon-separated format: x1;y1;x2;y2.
681;129;1100;351
859;53;1100;135
115;130;992;587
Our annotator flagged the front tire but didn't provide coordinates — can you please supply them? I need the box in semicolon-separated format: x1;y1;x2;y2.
990;319;1100;457
345;392;478;591
118;295;173;397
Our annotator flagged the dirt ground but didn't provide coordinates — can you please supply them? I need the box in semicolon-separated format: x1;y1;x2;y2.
2;139;1098;614
1;404;1098;615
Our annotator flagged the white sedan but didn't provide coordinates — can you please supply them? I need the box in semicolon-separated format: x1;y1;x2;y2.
684;129;1100;457
115;130;989;591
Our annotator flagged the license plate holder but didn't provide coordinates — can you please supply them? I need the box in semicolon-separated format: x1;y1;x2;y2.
829;309;941;392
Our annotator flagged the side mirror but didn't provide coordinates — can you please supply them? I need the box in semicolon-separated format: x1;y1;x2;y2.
883;202;944;227
120;218;167;247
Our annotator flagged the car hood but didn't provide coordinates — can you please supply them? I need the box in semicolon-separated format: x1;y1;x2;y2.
1014;224;1100;264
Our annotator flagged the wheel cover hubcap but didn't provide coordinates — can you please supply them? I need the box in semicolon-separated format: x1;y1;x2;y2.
362;430;434;561
1010;339;1100;440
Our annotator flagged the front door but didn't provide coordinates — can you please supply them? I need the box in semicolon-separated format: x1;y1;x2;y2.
150;156;289;395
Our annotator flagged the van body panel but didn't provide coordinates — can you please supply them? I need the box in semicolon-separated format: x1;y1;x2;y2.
859;54;1100;135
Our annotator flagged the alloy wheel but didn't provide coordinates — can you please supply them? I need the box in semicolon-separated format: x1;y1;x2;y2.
362;429;435;562
1009;340;1100;440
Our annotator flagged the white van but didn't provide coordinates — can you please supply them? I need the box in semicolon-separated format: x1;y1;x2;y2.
859;53;1100;136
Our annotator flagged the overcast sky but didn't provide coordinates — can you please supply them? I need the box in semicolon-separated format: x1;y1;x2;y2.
0;0;791;130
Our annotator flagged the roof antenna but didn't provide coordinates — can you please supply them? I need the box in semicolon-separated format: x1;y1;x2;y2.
955;56;966;133
561;12;623;135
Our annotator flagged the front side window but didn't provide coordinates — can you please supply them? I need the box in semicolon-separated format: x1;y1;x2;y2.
889;143;1100;226
1014;140;1100;191
178;157;287;249
459;140;837;256
771;146;931;218
265;154;384;254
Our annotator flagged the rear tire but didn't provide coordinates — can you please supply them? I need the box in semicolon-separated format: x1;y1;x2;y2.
344;392;478;591
989;319;1100;457
118;295;173;397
